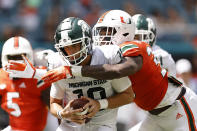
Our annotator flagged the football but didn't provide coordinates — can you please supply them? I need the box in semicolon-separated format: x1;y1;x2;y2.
70;98;89;110
70;98;91;123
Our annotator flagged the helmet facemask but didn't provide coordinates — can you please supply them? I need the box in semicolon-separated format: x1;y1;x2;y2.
134;29;155;45
93;26;117;45
55;37;91;65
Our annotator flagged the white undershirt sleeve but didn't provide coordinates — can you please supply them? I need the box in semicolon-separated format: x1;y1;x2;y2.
50;82;65;99
111;76;132;93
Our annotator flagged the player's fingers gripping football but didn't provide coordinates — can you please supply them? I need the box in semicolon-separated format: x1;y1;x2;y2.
61;100;84;119
42;66;72;83
81;96;100;118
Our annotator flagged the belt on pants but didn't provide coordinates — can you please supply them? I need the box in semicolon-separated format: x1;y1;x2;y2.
149;87;186;115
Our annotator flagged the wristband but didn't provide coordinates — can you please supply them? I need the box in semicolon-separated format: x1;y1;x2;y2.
98;99;108;109
57;110;63;119
71;66;82;77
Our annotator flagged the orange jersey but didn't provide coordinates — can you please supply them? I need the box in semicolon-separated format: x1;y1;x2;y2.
0;69;49;131
119;41;168;111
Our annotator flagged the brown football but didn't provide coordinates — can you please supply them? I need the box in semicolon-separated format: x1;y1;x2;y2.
70;98;89;110
70;98;91;123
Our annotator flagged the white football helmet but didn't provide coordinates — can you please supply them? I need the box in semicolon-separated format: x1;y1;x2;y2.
93;10;135;45
132;14;156;47
1;36;34;68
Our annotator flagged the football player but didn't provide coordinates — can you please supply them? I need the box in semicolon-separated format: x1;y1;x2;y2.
42;10;197;131
6;17;134;131
49;17;135;131
0;36;50;131
127;14;177;130
132;14;176;76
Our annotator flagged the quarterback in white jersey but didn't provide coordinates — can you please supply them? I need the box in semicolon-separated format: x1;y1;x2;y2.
49;46;130;131
47;17;133;131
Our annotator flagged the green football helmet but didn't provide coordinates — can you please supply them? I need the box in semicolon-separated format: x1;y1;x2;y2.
54;17;92;65
132;14;156;47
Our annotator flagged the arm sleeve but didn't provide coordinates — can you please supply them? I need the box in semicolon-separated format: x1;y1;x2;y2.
162;54;176;77
120;43;141;57
107;45;123;64
50;82;65;99
111;76;132;93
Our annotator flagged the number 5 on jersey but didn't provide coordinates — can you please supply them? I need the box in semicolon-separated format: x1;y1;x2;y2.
7;92;21;117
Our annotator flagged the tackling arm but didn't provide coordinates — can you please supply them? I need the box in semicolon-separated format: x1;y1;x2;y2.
107;86;134;108
80;56;143;80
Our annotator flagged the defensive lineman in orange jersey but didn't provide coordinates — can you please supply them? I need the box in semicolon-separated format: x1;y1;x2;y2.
0;69;48;131
41;10;197;131
0;36;50;131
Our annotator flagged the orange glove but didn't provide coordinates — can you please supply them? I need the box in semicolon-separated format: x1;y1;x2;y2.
5;55;36;78
5;55;47;79
41;66;72;83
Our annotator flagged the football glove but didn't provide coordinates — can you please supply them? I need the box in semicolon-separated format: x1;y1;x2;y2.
5;55;46;79
41;66;72;83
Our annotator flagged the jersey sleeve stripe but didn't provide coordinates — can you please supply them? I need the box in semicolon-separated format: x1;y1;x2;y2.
120;44;138;54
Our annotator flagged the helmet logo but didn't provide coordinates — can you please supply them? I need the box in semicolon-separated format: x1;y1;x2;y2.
120;16;126;23
78;20;90;34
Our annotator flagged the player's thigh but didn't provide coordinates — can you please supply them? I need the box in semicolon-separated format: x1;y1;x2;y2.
129;117;162;131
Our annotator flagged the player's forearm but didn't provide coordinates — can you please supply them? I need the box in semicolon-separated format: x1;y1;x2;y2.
72;56;142;80
107;87;135;109
50;99;63;118
80;64;133;80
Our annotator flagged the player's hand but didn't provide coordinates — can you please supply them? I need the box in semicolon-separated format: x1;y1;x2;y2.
60;100;86;124
41;66;72;83
5;55;36;78
81;96;100;119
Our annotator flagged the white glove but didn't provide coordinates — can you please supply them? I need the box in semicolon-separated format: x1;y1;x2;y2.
5;55;46;79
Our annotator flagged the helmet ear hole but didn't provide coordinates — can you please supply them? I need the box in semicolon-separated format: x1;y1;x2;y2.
123;33;129;36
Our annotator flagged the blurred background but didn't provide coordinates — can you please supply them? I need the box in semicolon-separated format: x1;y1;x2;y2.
0;0;197;67
0;0;197;130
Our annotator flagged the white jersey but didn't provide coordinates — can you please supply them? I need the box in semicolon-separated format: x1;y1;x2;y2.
152;45;176;76
49;45;131;126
